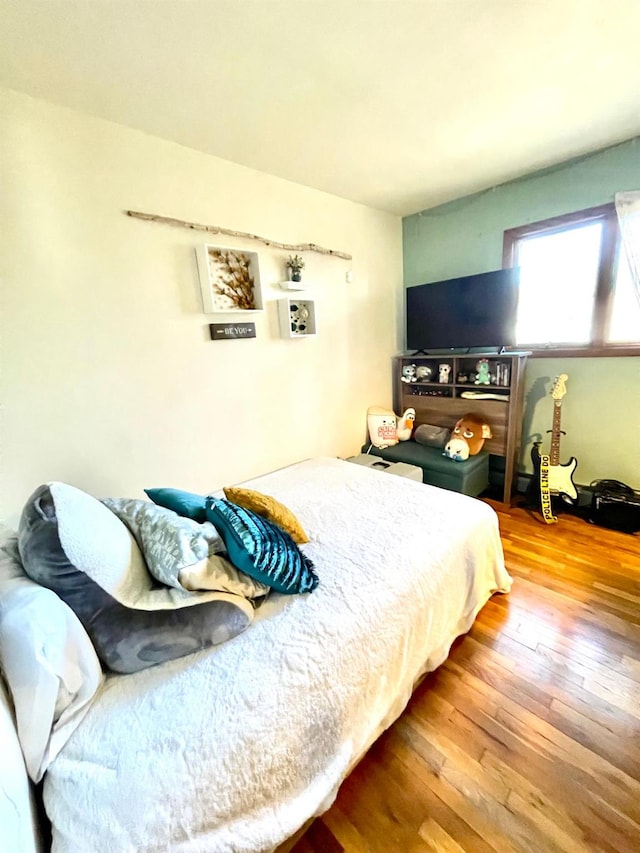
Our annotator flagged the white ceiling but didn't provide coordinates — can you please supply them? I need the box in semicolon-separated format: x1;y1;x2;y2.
2;0;640;216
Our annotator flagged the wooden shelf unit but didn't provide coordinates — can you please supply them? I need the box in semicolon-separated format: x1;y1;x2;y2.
394;352;529;504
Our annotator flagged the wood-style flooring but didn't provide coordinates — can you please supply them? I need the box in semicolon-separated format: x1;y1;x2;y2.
284;500;640;853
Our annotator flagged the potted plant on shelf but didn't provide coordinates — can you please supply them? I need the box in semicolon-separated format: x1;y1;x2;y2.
287;254;305;282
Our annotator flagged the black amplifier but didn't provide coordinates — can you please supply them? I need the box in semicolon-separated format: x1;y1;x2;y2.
590;480;640;534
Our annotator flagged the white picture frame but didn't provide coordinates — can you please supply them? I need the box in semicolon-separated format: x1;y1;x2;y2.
196;244;263;314
277;296;317;338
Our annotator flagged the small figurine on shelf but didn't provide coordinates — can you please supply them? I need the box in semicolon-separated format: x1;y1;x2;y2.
287;254;305;282
438;363;452;384
401;364;417;383
415;365;433;382
475;358;491;385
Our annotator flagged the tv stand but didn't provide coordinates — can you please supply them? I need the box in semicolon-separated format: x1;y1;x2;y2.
395;352;529;504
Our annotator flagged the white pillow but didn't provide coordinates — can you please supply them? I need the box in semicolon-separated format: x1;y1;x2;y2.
0;531;104;782
0;678;42;853
179;553;270;599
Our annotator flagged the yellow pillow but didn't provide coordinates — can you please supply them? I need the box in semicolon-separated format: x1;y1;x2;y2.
222;487;309;544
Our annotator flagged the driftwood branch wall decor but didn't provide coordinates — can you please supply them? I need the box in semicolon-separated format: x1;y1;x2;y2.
124;210;352;260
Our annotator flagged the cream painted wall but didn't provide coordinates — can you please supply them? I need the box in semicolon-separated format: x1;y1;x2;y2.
0;89;402;526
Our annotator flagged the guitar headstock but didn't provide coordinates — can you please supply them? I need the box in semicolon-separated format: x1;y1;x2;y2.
551;374;568;401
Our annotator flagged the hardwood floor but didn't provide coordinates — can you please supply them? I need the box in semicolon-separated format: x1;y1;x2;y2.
285;500;640;853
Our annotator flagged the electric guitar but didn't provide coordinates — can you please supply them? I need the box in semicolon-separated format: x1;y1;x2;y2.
527;374;578;506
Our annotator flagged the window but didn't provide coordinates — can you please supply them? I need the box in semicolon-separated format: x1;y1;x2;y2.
503;204;640;355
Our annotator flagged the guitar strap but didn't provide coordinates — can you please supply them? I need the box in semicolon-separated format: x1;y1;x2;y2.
539;454;557;524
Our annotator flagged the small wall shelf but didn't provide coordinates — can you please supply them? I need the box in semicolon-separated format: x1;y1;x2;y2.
278;297;317;338
279;280;306;291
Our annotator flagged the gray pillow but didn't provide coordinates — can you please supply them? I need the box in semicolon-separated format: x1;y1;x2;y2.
414;423;451;449
102;497;269;600
18;484;254;674
100;497;223;589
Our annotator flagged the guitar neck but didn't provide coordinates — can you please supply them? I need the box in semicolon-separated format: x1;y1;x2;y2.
550;401;563;465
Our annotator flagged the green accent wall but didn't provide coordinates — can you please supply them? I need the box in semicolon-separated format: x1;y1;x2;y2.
402;138;640;490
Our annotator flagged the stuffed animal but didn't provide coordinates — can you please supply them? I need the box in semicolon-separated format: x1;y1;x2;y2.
443;414;492;462
401;364;417;383
367;406;399;448
475;358;491;385
396;407;416;441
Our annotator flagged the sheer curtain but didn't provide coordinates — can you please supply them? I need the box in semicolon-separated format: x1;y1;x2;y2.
614;191;640;308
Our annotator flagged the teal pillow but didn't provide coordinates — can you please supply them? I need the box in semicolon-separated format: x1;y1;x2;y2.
205;498;318;595
145;487;207;523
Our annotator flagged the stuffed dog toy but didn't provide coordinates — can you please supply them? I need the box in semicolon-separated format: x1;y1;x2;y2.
443;414;492;461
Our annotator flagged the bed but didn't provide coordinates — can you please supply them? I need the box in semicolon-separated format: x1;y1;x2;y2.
0;457;511;853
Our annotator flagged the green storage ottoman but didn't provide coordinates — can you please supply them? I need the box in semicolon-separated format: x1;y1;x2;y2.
361;442;489;497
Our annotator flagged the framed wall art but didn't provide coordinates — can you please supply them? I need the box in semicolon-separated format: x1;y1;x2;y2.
277;297;317;338
196;244;263;313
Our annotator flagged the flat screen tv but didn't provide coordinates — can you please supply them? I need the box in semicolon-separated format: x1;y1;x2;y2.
406;268;519;352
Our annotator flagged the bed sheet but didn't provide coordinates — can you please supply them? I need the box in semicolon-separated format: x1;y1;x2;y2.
44;457;511;853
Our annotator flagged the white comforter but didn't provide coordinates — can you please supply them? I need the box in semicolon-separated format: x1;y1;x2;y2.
44;457;511;853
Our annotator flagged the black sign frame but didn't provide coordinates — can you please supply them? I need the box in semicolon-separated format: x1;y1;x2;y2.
209;322;256;341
